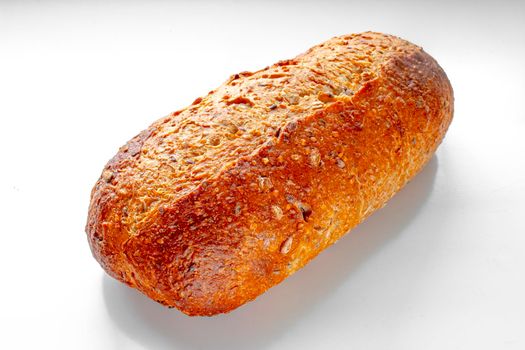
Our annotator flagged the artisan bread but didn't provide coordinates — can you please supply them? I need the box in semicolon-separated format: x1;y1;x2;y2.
86;32;453;316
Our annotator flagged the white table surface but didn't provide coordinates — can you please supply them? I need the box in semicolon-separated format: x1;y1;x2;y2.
1;1;524;349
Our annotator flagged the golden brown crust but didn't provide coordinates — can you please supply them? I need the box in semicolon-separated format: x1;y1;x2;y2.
86;32;453;316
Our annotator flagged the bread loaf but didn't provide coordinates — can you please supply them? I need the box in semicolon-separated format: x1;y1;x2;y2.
86;32;453;316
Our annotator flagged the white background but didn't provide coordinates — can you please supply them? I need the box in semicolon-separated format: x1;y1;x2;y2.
1;0;524;349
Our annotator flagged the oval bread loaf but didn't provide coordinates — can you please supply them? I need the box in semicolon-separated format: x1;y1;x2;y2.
87;32;453;316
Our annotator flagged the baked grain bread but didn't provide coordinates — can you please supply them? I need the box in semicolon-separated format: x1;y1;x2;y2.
86;32;453;316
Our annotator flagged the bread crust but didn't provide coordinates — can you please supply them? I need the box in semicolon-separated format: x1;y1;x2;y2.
86;32;453;316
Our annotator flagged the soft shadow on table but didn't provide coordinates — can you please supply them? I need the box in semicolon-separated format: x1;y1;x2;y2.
103;157;438;350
